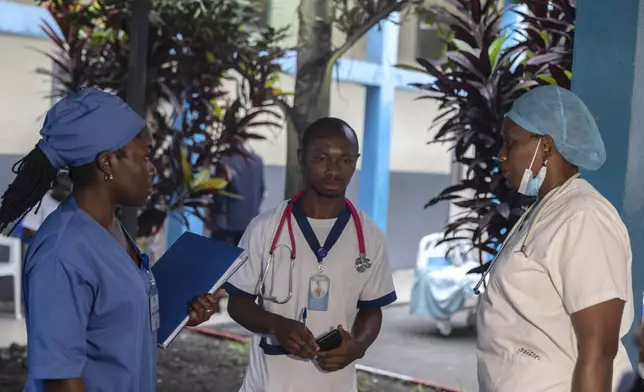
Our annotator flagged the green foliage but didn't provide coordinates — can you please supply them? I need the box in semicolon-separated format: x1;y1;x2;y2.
515;0;575;88
409;0;576;266
36;0;289;236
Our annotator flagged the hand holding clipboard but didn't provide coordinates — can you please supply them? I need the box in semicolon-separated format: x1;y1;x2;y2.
151;232;248;348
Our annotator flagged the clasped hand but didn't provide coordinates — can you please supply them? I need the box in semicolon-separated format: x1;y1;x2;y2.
273;320;365;372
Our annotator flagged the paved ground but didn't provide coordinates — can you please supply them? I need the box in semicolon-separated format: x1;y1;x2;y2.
0;303;24;349
361;305;477;392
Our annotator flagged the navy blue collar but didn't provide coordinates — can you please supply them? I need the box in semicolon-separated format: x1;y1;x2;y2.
291;200;351;263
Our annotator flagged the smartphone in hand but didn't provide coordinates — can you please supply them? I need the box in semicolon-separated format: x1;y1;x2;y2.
316;329;342;352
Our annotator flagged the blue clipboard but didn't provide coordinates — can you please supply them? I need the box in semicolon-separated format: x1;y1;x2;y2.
151;231;248;349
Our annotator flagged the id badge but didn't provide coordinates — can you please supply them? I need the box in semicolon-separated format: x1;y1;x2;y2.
307;273;330;311
148;276;160;332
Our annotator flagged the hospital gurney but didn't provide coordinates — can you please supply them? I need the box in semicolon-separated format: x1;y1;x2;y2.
409;233;482;336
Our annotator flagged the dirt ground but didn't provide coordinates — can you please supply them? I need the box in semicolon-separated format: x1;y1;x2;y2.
0;330;441;392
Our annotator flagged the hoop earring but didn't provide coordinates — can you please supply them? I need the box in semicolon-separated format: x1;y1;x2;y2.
104;173;114;182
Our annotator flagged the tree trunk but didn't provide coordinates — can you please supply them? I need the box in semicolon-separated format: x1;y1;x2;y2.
284;0;333;199
120;0;150;237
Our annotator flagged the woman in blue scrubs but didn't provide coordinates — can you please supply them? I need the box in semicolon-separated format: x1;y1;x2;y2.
0;88;219;392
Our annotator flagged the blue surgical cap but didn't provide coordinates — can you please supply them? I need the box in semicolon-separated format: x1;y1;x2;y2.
37;88;146;170
505;85;606;171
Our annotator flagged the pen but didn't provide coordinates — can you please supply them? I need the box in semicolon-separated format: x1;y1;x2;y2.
300;307;308;352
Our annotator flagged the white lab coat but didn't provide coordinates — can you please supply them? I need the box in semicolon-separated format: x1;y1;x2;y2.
225;200;397;392
477;178;634;391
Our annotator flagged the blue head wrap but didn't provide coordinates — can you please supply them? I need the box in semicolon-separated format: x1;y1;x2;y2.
505;85;606;171
37;88;146;169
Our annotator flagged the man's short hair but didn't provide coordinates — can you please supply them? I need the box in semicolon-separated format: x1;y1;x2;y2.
301;117;359;153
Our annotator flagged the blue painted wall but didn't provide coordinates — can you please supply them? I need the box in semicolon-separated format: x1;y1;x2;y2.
571;0;644;365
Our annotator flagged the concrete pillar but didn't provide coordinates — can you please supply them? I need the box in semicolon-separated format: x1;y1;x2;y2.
358;13;400;231
571;0;644;364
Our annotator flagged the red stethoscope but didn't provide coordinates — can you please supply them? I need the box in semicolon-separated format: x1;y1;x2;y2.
255;191;370;304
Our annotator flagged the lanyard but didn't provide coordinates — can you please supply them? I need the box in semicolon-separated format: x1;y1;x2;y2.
141;253;150;271
292;200;351;263
141;253;156;285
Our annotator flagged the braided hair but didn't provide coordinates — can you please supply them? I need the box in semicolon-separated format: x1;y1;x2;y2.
0;146;58;233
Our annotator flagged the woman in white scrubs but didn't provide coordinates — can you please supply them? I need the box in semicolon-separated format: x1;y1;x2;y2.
477;86;634;392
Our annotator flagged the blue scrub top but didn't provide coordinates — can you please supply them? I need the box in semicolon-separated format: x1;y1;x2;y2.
21;197;157;392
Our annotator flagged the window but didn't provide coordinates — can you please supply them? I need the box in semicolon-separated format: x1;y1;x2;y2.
415;1;461;64
244;0;272;29
416;11;448;64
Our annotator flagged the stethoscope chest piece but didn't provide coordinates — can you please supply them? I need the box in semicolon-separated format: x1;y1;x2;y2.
355;254;371;273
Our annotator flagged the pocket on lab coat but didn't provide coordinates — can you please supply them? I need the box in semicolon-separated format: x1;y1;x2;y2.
493;352;568;392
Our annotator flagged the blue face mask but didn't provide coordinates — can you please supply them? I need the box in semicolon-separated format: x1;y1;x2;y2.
518;138;547;197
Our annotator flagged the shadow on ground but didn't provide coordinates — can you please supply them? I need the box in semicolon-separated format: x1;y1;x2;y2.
0;330;446;392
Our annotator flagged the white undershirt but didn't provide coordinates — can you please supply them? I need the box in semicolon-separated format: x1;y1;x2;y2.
22;192;62;232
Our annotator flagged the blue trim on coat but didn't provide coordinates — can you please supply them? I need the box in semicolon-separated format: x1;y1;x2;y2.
357;291;397;309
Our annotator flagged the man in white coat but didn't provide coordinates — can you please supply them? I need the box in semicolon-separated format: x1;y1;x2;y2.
223;117;397;392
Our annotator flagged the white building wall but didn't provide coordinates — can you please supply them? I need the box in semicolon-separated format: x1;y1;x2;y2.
238;74;451;176
0;33;52;154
